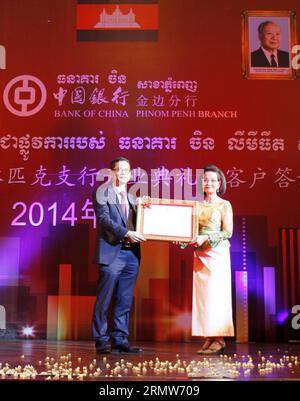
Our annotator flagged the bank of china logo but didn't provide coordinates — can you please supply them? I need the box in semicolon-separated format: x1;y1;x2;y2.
3;75;47;117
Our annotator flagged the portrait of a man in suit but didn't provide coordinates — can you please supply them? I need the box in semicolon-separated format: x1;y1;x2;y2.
251;21;290;68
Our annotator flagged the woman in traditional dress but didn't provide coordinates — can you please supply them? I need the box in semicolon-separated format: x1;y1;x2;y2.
191;164;234;354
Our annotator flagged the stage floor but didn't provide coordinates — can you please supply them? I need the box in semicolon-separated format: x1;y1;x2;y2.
0;340;300;381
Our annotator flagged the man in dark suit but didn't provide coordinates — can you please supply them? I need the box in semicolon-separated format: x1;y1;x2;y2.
92;157;146;354
251;21;290;68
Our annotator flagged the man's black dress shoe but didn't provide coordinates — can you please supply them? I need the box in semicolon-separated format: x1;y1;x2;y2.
111;344;143;353
95;342;111;354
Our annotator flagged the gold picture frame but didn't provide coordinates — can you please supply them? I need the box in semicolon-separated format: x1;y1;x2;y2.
241;10;298;80
136;198;198;242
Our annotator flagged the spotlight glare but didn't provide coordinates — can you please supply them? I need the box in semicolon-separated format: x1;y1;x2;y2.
277;311;289;324
22;326;35;337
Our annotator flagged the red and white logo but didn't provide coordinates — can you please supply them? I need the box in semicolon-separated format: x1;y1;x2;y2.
3;75;47;117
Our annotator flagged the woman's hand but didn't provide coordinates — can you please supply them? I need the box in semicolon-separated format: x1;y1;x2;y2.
190;235;209;247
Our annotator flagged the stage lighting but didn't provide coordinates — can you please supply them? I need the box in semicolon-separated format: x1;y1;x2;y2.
21;326;35;338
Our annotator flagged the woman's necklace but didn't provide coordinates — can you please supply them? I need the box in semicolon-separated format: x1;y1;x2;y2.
204;196;218;204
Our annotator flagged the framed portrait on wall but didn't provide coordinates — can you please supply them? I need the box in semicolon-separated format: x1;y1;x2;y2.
241;10;298;80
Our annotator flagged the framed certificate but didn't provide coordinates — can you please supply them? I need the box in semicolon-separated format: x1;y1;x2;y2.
136;198;198;242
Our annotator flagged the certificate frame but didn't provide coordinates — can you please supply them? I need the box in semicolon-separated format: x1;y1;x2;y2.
136;198;198;242
241;10;298;80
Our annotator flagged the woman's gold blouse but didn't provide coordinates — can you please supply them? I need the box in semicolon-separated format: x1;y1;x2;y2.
198;200;233;248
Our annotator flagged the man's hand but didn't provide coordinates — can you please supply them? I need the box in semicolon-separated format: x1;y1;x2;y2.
126;231;146;243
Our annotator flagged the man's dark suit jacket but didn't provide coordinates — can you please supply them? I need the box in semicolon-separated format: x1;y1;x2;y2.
251;47;290;67
92;184;140;265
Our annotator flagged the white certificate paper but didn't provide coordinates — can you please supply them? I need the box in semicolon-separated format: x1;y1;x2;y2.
136;198;198;241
